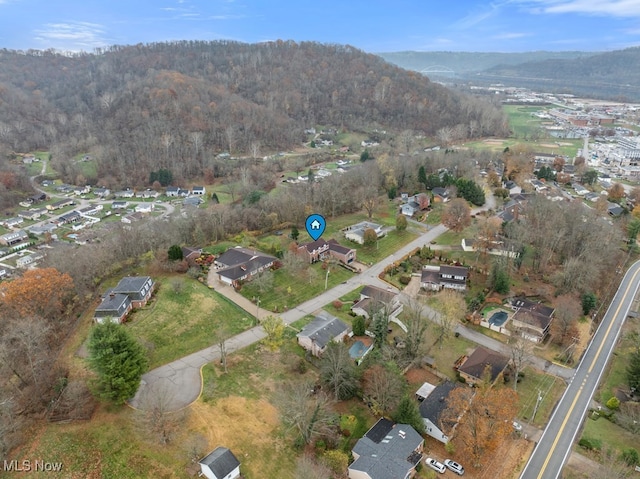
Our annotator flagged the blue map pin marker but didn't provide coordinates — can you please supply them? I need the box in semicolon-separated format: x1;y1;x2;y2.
305;214;326;241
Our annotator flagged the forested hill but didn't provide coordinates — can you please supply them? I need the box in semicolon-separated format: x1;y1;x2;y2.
476;46;640;100
0;40;506;185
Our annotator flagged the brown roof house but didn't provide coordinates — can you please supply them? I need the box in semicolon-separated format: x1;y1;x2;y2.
456;346;510;386
297;238;356;265
510;297;555;343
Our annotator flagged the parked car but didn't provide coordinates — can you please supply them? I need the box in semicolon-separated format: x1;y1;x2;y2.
513;421;523;432
444;459;465;475
425;458;446;474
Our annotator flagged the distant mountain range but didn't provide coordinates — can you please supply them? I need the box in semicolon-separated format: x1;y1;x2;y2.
378;48;640;101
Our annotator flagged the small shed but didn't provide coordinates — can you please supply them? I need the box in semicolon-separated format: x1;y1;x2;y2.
198;447;241;479
415;382;436;401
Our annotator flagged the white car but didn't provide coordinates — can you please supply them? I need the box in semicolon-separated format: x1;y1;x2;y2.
425;457;446;474
444;459;465;475
513;421;523;432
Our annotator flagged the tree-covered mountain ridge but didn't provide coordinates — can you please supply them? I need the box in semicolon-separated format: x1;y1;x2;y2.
0;40;507;185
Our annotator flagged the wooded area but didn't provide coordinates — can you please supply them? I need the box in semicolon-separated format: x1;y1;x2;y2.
0;40;508;190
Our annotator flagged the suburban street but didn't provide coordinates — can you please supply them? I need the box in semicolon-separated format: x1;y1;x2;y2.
520;259;640;479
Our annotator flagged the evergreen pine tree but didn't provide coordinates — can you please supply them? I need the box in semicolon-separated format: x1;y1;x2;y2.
393;395;425;434
88;322;148;404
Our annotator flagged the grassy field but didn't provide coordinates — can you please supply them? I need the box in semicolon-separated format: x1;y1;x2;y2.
127;276;252;368
582;415;640;453
504;105;548;139
516;366;566;427
239;262;355;312
429;334;477;381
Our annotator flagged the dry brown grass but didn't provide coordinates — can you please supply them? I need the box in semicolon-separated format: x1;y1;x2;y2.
188;397;296;478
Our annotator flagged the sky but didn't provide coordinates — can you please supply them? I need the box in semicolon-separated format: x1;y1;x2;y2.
0;0;639;53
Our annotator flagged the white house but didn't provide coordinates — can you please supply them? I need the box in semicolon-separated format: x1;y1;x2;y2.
343;221;385;245
198;447;240;479
134;203;154;213
419;381;460;444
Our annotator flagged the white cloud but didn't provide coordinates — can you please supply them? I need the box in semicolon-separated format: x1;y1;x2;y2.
492;32;530;39
33;21;110;51
515;0;640;17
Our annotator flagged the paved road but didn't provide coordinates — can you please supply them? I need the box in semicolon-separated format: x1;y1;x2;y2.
520;259;640;479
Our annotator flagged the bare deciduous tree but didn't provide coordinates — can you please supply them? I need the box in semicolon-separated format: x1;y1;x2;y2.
508;330;533;391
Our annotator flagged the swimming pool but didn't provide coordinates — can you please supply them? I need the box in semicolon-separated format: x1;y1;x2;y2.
488;310;509;327
349;340;367;359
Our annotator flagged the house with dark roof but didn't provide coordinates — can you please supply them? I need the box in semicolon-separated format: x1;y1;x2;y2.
349;418;423;479
296;238;356;264
420;265;469;291
214;247;277;288
456;346;510;385
351;285;403;320
431;187;451;203
46;198;75;211
510;297;555;343
419;381;460;444
182;246;203;265
94;276;154;323
198;447;240;479
165;186;180;197
296;311;350;356
191;186;206;195
93;293;132;324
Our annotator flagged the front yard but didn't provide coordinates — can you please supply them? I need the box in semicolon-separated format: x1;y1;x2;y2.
127;276;252;368
239;262;355;312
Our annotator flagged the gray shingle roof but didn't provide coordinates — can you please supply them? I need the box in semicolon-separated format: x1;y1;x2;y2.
351;419;423;479
297;311;349;349
199;447;240;479
419;381;459;425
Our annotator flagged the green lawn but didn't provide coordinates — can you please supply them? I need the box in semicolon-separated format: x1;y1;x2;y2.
504;105;548;139
516;366;566;427
127;276;253;368
240;262;355;312
428;334;477;381
355;230;418;264
582;416;640;453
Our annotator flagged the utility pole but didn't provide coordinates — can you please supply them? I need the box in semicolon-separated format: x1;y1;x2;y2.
532;389;543;423
325;264;330;290
256;297;261;323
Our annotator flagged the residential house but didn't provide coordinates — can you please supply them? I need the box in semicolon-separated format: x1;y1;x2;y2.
16;252;43;269
30;192;47;203
183;196;204;207
28;223;57;235
182;246;203;265
461;238;517;258
3;217;24;228
419;381;460;444
400;193;430;217
456;346;510;385
530;179;548;192
93;293;133;324
214;247;277;288
496;198;526;223
296;311;350;357
504;181;522;194
585;192;601;202
18;209;46;221
136;189;159;199
344;221;385;245
191;186;206;195
0;230;28;246
121;212;144;224
510;297;555;343
572;183;589;196
46;198;75;211
111;201;129;209
296;238;356;265
93;187;111;198
134;203;154;213
351;285;403;320
349;418;423;479
94;276;155;323
114;189;135;199
431;187;450;203
79;204;103;217
178;188;190;197
608;202;624;217
198;447;241;479
73;185;91;195
0;268;7;279
165;186;180;197
420;265;469;291
57;210;82;225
